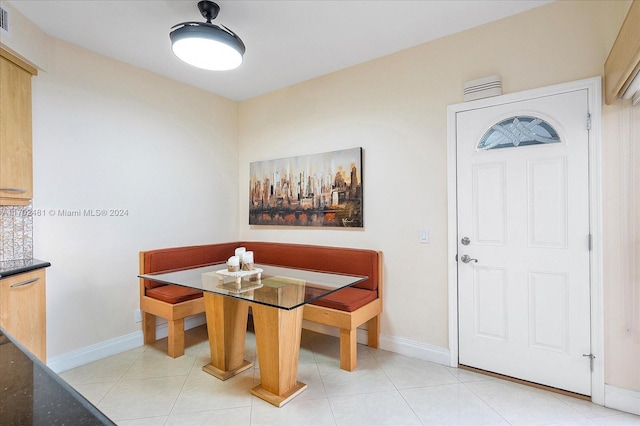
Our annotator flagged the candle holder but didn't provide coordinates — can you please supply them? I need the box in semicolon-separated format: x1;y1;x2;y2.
241;251;254;270
227;255;240;272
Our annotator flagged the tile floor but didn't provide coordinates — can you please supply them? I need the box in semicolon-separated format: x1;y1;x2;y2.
60;325;639;426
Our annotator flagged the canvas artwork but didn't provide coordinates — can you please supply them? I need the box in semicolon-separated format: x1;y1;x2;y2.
249;147;363;227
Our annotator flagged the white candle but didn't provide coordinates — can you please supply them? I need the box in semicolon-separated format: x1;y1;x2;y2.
235;247;246;259
227;255;240;272
242;251;254;264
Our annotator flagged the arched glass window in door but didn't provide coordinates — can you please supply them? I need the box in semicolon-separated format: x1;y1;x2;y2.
477;116;561;150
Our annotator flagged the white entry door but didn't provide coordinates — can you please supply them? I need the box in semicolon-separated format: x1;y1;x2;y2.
456;89;592;395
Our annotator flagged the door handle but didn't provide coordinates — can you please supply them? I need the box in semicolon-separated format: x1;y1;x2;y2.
460;255;478;264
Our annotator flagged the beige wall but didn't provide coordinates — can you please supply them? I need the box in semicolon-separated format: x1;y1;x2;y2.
603;98;640;392
2;0;637;396
238;0;638;392
32;39;239;357
1;3;240;357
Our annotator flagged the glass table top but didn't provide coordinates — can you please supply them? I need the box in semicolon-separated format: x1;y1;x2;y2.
140;263;367;310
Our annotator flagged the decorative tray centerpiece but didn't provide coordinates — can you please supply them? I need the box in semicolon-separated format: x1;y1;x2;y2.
215;277;263;294
215;268;263;284
217;247;262;284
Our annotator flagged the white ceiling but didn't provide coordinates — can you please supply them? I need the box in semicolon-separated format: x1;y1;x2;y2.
8;0;552;101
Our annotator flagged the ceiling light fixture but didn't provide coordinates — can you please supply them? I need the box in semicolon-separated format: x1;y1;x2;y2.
169;1;245;71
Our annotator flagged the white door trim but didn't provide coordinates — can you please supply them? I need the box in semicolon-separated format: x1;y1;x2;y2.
446;77;604;405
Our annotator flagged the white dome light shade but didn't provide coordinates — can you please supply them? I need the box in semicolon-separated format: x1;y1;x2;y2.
170;24;244;70
169;2;245;71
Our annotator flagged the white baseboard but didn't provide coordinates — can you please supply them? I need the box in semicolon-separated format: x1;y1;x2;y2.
379;333;450;366
47;314;207;374
48;316;449;374
605;384;640;415
301;321;450;366
47;330;142;374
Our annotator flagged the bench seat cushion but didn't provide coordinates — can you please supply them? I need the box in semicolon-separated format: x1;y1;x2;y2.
146;285;203;304
309;287;377;312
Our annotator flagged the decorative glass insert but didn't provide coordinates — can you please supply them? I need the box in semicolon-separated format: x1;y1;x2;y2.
477;116;560;150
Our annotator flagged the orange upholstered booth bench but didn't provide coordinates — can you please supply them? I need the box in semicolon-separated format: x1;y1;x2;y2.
139;241;382;371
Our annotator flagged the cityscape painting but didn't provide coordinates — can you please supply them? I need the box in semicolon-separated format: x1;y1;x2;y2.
249;148;363;227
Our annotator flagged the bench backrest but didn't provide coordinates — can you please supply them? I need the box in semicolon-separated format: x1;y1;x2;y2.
241;241;379;293
141;242;238;289
141;241;379;293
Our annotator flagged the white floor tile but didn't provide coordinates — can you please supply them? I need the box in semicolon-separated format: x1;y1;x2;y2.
59;350;142;385
466;380;590;425
166;407;251;426
375;353;461;389
543;419;600;426
329;390;422;425
553;394;634;419
445;367;499;383
122;351;198;380
285;362;327;401
69;381;116;406
317;358;396;397
98;375;187;421
58;327;640;426
171;368;255;414
590;413;640;425
250;397;335;426
116;416;169;426
297;344;318;365
401;383;509;425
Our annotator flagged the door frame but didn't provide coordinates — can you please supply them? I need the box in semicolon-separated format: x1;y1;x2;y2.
446;77;604;404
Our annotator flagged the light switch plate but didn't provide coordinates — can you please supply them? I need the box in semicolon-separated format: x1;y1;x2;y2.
419;228;429;244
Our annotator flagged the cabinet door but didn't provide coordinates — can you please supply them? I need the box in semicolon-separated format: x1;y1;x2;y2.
0;269;46;361
0;54;34;205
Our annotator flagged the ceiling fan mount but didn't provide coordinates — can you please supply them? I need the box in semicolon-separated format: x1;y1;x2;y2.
197;1;220;23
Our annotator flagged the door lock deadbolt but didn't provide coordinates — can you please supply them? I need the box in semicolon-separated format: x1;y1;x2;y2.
461;237;471;246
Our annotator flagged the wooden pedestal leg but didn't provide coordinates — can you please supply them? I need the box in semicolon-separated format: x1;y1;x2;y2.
250;304;307;407
340;328;357;371
142;312;156;344
167;318;185;358
202;293;253;380
367;315;380;348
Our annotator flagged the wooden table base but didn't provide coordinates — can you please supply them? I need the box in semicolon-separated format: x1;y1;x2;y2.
202;293;253;380
250;302;306;407
202;360;253;381
202;292;307;406
250;381;307;408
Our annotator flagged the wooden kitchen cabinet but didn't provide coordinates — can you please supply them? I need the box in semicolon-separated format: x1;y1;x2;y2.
0;268;46;362
0;48;37;205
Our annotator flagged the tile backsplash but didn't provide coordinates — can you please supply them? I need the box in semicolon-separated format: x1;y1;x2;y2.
0;203;34;261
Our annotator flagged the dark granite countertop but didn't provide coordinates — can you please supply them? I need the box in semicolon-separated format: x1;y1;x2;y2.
0;258;51;278
0;327;115;425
